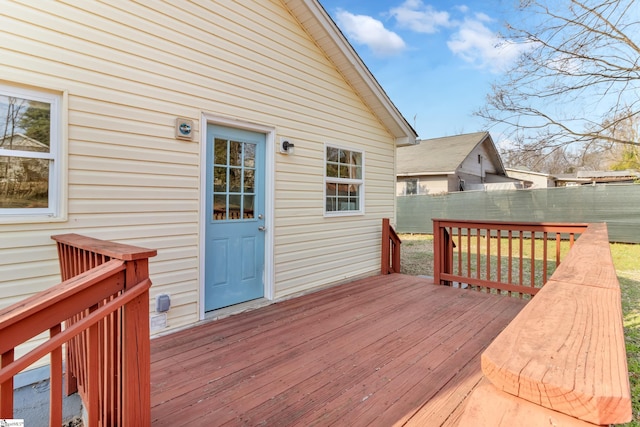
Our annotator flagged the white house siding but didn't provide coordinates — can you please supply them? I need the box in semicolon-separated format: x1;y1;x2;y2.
459;144;496;178
0;0;398;356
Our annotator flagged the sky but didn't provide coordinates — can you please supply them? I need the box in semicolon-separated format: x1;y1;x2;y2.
317;0;527;142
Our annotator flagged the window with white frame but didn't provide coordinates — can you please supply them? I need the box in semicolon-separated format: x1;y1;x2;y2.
325;145;364;214
0;84;61;218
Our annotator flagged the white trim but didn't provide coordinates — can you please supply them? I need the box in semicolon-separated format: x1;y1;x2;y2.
323;142;365;217
285;0;417;144
199;113;275;321
397;172;456;177
0;83;66;222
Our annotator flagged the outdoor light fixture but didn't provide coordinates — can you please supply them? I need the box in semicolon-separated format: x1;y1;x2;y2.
280;139;295;155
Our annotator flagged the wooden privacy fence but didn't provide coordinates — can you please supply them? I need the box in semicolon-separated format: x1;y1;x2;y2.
459;222;631;425
381;218;401;274
433;219;589;296
0;234;156;427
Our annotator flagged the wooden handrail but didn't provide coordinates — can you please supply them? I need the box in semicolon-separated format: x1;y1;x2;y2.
460;223;631;425
0;234;156;427
381;218;402;274
433;219;589;296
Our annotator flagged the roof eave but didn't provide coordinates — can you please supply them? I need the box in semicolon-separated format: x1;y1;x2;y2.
284;0;418;145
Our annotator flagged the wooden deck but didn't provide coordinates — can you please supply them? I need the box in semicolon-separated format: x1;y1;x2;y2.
150;274;527;426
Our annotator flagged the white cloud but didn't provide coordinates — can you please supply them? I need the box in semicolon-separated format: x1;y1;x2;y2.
389;0;452;34
335;10;406;57
447;18;527;72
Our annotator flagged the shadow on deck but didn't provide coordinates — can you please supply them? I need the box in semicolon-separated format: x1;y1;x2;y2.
150;274;526;426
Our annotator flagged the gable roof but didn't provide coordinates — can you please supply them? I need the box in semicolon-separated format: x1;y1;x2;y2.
0;133;49;152
284;0;417;145
397;131;505;175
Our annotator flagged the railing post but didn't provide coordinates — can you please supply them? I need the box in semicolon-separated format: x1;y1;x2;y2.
123;258;151;426
382;218;391;275
433;220;441;284
0;349;14;418
392;238;401;274
433;220;452;285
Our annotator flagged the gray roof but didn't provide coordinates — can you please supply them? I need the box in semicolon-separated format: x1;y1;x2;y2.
576;170;639;178
397;131;500;175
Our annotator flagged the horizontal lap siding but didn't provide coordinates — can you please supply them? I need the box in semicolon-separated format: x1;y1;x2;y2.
0;0;396;338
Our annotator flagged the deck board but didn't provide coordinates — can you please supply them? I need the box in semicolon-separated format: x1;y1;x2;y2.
151;274;526;426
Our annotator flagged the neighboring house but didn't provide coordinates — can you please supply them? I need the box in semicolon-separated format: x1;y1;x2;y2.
0;0;417;351
554;170;640;186
505;167;556;189
396;131;518;195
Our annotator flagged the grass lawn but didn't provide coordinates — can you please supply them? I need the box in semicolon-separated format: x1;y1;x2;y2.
399;234;640;425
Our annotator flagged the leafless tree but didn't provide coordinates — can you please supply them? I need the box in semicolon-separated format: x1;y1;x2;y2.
478;0;640;159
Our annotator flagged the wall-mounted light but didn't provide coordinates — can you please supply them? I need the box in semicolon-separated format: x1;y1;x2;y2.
280;139;295;155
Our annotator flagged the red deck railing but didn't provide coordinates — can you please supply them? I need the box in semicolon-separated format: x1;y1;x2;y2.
0;234;156;427
381;218;401;274
433;219;589;296
459;222;632;425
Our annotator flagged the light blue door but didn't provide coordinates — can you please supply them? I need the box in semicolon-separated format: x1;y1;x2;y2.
205;124;265;311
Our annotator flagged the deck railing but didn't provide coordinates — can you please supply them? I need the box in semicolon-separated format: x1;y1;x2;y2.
0;234;156;427
432;219;589;296
459;222;631;425
381;218;401;274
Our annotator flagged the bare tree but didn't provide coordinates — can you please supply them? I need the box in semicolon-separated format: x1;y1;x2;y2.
478;0;640;158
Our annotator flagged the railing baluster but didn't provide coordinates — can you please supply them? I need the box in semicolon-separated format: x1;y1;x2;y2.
496;229;502;286
508;230;513;286
457;228;462;277
466;229;471;278
543;232;548;283
476;229;481;281
486;228;491;291
519;232;524;287
530;233;535;289
50;324;63;426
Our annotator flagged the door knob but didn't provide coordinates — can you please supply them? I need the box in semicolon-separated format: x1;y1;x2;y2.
258;226;266;231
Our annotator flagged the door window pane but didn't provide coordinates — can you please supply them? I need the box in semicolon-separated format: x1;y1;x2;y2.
213;167;227;192
229;167;242;192
244;144;255;168
243;195;254;219
214;138;227;165
213;194;226;220
244;169;255;193
212;139;258;221
229;140;242;166
228;194;241;219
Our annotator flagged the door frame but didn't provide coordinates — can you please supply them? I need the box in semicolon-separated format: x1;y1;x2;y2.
199;113;275;320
